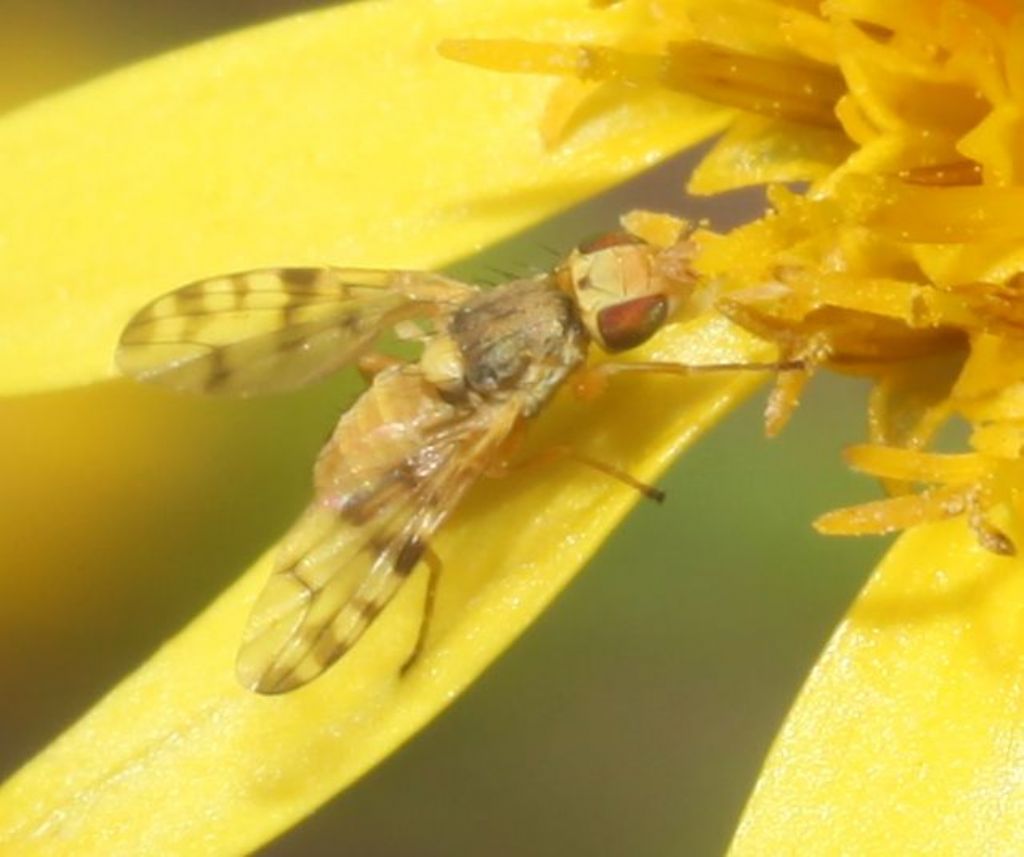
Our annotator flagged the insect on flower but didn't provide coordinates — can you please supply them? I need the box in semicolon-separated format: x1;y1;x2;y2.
116;218;798;694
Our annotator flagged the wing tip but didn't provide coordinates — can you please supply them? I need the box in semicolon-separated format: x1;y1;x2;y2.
236;656;304;695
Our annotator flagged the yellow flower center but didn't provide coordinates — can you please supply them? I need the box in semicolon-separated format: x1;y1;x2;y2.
445;0;1024;555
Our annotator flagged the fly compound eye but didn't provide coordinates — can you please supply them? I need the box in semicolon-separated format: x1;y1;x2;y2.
567;236;671;349
595;294;669;352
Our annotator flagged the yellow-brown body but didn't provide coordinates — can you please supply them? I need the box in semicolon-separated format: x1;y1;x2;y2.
116;226;696;691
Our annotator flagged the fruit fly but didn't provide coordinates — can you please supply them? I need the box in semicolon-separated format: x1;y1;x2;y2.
117;222;793;693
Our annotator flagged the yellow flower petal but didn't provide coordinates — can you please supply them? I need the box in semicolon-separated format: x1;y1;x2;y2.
0;1;750;853
688;115;852;195
0;0;727;396
731;516;1024;854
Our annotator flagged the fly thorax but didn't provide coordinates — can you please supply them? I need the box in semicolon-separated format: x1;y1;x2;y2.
448;279;589;414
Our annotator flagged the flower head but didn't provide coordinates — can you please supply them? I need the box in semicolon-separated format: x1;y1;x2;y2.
448;0;1024;554
7;0;1024;854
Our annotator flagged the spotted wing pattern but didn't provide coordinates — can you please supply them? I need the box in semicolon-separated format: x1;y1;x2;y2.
236;366;523;693
116;267;473;395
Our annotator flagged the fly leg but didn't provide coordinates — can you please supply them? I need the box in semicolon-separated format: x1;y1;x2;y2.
485;361;802;497
572;357;805;400
488;442;664;503
572;357;806;436
400;545;443;675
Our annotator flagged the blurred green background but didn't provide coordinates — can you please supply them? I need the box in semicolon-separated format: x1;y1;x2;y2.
0;3;886;855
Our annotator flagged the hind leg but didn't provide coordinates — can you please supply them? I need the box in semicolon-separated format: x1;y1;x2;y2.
400;545;443;675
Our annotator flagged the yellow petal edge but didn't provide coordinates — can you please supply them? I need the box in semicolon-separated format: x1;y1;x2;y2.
0;1;746;854
732;516;1024;855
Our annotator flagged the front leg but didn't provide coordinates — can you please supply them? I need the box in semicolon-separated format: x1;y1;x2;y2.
571;356;804;401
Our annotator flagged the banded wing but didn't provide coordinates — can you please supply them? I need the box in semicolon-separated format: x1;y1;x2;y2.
237;366;523;693
116;267;474;395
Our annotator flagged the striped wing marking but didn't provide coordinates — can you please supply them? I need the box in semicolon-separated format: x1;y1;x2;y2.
236;368;523;693
116;267;474;395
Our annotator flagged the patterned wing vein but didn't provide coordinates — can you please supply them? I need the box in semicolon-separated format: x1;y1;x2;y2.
237;368;522;692
116;267;472;395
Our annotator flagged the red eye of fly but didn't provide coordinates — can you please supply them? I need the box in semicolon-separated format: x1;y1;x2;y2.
595;294;668;352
